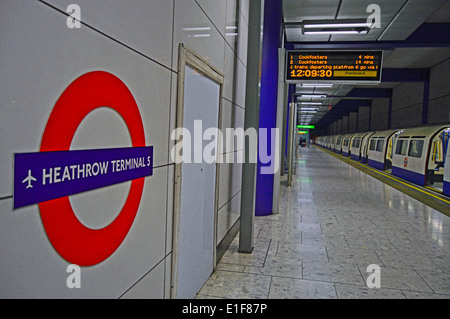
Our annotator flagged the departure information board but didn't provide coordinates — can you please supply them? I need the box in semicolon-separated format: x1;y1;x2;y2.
286;51;383;84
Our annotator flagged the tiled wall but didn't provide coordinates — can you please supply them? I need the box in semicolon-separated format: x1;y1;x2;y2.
322;57;450;135
429;58;450;124
0;0;249;298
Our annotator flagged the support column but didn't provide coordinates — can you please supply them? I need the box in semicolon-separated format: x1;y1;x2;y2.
272;48;287;215
239;0;265;254
388;89;393;129
255;0;283;216
422;69;430;125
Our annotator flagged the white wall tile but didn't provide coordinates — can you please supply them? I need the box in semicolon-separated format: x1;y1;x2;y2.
236;9;249;67
218;155;242;209
42;0;174;69
120;259;166;299
196;0;227;37
216;192;241;244
172;0;225;73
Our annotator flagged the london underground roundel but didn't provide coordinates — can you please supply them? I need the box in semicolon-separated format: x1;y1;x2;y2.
39;71;146;266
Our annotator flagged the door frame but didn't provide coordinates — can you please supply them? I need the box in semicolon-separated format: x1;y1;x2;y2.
171;44;224;298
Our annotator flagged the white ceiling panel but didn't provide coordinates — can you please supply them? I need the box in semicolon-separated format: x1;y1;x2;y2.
283;0;340;41
285;28;329;42
427;0;450;22
383;47;450;68
283;0;340;22
379;0;448;40
331;0;407;41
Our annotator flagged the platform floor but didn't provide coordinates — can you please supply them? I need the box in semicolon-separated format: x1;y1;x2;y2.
197;146;450;299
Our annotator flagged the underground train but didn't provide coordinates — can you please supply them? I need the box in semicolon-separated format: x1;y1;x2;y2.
315;124;450;197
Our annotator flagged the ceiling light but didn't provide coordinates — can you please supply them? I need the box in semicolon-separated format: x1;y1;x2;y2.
303;22;369;29
301;19;370;35
300;102;322;105
301;83;335;88
300;94;327;99
299;107;319;111
303;30;368;35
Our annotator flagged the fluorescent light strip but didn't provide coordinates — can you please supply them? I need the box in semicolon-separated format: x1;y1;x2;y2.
304;30;368;35
300;102;322;105
301;84;334;88
303;23;369;28
300;94;327;98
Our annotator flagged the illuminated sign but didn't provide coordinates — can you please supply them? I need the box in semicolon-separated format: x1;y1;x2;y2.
297;125;315;129
298;131;308;134
286;51;383;84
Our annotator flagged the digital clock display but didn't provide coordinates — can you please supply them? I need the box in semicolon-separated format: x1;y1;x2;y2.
286;51;383;83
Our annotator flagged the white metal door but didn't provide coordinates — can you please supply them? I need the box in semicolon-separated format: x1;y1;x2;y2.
173;48;223;298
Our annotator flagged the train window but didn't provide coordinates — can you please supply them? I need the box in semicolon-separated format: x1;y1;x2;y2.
395;139;409;155
376;139;385;152
352;138;361;148
343;138;349;147
336;137;342;145
369;138;377;151
408;140;424;158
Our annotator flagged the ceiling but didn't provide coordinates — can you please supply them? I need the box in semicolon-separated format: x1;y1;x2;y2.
283;0;450;129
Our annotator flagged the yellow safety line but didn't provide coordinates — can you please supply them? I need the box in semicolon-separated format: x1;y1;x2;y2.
317;146;450;204
425;186;443;194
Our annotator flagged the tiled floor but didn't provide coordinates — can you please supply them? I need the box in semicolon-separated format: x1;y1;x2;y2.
197;146;450;299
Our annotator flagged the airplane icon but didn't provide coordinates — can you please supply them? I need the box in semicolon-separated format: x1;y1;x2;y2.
22;170;37;189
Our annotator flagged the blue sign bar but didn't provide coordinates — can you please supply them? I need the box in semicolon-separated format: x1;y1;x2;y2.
14;146;153;209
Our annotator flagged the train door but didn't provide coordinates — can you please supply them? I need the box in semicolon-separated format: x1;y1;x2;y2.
426;127;450;192
360;133;373;163
335;136;342;153
385;131;401;172
351;137;360;160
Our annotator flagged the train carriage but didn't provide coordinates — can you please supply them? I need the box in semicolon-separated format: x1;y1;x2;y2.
333;135;343;154
444;143;450;196
392;125;450;188
341;134;355;157
349;132;374;162
367;130;402;171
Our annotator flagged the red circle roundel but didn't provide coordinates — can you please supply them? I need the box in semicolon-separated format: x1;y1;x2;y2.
39;71;146;266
